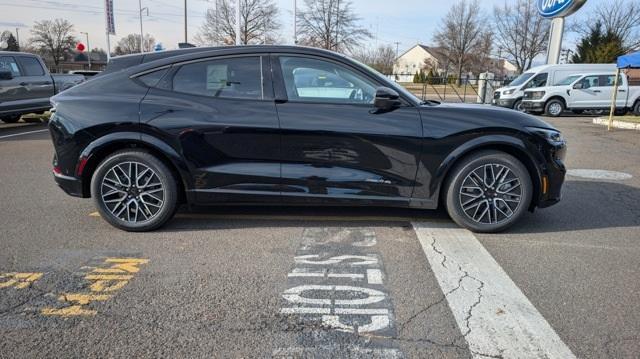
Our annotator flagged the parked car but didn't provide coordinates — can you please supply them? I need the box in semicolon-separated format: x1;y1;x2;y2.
49;46;567;233
522;72;640;116
0;51;85;123
493;64;617;112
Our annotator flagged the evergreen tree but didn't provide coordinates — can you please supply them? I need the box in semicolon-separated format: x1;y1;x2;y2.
572;21;625;64
0;31;19;51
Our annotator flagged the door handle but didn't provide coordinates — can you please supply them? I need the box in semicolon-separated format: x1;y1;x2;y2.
19;82;28;86
43;81;52;85
593;90;601;93
618;89;626;92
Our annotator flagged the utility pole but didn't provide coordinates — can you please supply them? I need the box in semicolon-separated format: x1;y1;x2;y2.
81;32;91;69
394;41;400;58
293;0;297;44
235;0;241;45
184;0;188;43
15;28;20;49
138;0;149;53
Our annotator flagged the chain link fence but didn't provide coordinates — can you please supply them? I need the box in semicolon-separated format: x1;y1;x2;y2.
387;75;513;104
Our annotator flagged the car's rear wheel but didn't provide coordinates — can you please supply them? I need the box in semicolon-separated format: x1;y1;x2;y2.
633;101;640;116
91;150;178;232
544;99;564;117
1;115;21;123
444;151;533;233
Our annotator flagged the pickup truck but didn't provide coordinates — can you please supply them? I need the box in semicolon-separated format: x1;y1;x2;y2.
522;72;640;117
0;51;85;123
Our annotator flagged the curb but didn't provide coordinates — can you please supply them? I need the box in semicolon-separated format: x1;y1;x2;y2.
593;117;640;130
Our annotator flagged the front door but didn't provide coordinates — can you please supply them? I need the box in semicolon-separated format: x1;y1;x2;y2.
0;56;24;110
568;75;604;108
273;55;422;206
140;55;281;203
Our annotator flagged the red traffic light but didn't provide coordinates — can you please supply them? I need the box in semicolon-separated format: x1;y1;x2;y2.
76;43;86;52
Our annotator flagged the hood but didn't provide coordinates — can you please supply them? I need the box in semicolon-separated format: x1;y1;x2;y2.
420;103;556;131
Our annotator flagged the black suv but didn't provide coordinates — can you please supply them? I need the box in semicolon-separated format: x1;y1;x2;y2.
49;46;566;232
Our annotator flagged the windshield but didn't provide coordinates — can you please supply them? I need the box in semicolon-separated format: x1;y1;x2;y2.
556;75;582;86
508;72;535;87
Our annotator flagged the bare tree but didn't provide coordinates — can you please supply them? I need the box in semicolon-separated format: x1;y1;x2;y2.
297;0;371;53
493;0;549;74
571;0;640;51
352;45;396;74
29;19;76;72
433;0;490;84
114;34;156;55
195;0;280;45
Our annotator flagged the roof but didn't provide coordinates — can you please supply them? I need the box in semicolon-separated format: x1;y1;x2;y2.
0;51;40;57
617;51;640;69
396;44;447;62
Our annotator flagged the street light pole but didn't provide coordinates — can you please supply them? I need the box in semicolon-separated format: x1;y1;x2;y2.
81;32;91;70
293;0;297;44
184;0;188;43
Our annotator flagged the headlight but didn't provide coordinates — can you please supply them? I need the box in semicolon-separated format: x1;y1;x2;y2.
526;127;565;145
503;89;515;95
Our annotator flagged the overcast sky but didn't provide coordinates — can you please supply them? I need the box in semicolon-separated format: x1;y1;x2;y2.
0;0;597;53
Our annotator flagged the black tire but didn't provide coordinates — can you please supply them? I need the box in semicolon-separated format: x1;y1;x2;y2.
444;150;533;233
544;99;564;117
512;99;525;112
91;150;178;232
633;101;640;116
1;115;21;123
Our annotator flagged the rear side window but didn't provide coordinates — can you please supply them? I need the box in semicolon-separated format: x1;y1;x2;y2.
171;57;262;99
0;56;21;77
17;56;44;76
601;74;624;87
137;68;169;88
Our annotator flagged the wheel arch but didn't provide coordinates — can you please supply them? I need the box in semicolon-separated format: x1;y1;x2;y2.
77;132;191;202
433;136;543;211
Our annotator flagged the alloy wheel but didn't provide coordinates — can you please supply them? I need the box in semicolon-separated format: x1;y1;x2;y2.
100;161;165;223
458;164;522;225
548;102;563;116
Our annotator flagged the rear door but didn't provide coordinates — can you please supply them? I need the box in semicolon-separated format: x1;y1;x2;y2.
140;55;282;203
272;54;422;206
16;56;54;108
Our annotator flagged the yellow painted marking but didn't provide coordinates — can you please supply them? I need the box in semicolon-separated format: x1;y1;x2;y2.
0;272;43;289
60;293;112;305
40;258;148;317
90;279;129;292
84;274;134;281
41;305;97;317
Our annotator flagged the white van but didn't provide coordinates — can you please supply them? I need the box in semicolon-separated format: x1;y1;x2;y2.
522;72;640;116
492;64;617;111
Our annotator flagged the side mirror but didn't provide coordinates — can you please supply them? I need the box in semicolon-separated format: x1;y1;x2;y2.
373;87;401;111
573;82;584;89
0;70;13;80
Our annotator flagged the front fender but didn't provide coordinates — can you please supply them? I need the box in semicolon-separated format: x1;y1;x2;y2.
412;134;544;208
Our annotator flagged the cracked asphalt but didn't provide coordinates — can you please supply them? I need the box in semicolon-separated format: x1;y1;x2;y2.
1;116;639;358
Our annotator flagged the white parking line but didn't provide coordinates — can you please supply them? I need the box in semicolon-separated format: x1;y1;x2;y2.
412;221;576;359
0;129;48;140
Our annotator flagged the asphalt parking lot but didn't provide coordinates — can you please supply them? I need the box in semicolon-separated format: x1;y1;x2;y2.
1;116;639;358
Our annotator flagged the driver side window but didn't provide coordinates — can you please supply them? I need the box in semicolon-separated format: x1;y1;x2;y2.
278;56;376;104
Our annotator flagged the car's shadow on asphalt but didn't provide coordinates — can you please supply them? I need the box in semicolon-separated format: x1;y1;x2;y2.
511;179;640;234
158;179;639;234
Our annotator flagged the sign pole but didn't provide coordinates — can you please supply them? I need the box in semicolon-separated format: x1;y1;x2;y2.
546;17;564;65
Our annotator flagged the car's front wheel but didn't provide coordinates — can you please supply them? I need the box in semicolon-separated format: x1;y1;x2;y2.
444;151;533;233
91;150;178;232
544;99;564;117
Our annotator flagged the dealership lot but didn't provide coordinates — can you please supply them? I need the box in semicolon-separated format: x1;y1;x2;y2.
0;116;639;358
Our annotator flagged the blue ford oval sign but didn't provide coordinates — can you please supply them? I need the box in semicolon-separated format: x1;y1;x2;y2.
537;0;587;18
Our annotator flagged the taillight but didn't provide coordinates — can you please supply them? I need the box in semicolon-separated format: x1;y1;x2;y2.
76;156;89;176
53;166;62;175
